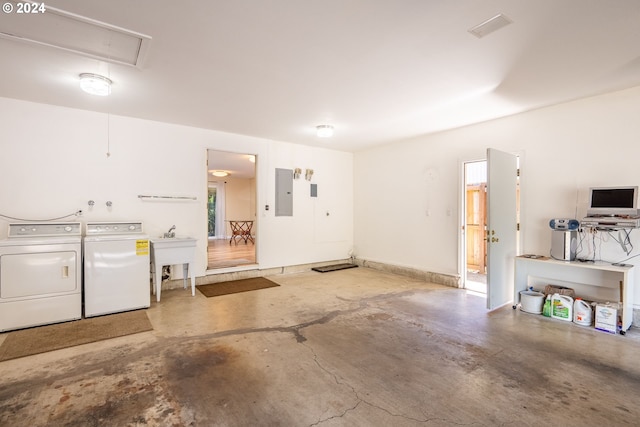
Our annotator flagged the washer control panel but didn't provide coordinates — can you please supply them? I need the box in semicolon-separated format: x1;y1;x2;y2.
85;222;144;235
8;222;82;237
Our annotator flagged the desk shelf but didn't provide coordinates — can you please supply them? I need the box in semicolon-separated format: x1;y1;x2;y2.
514;256;634;333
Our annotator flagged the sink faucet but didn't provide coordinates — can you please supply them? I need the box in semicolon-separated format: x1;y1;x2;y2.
164;225;176;238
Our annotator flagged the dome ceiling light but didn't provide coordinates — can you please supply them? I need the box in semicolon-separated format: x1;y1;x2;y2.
79;73;112;96
316;124;334;138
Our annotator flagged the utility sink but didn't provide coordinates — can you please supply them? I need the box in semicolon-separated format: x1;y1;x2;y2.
150;236;197;250
150;237;197;302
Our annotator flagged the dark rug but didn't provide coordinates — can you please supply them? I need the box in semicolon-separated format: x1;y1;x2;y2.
0;310;153;362
197;277;280;298
312;263;358;273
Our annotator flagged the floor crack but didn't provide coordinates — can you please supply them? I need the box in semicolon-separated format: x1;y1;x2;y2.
294;291;484;426
302;340;362;426
301;326;440;426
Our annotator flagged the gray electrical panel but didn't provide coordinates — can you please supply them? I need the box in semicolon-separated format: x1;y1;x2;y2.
310;184;318;197
275;168;293;216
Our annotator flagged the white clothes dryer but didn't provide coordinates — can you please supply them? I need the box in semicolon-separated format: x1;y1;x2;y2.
83;222;150;317
0;222;82;332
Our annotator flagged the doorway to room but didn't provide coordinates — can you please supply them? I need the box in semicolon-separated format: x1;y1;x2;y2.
206;149;257;269
463;160;488;294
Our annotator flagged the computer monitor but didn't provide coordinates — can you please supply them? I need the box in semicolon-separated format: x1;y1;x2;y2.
587;186;639;217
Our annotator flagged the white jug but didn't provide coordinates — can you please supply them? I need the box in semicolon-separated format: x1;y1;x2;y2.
573;298;593;326
551;294;574;322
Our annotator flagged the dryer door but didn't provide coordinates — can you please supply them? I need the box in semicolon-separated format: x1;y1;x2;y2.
0;251;78;299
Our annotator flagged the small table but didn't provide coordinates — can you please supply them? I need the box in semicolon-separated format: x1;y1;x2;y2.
150;237;197;302
514;256;635;333
228;220;254;245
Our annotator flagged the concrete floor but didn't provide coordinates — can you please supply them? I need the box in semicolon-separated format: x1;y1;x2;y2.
1;266;640;426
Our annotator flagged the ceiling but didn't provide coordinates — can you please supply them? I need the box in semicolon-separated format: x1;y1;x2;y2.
1;1;639;152
207;150;255;179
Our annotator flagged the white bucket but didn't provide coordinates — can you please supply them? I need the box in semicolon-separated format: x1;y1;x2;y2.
573;298;593;326
520;290;545;314
551;294;574;322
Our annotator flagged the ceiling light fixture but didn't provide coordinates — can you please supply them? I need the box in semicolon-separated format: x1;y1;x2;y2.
79;73;112;96
210;170;229;177
316;125;334;138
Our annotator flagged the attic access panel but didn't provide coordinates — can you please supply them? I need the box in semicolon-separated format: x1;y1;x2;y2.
0;2;151;67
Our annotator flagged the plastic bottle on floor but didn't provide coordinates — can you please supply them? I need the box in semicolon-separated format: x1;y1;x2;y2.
551;294;573;322
542;295;551;317
573;298;592;326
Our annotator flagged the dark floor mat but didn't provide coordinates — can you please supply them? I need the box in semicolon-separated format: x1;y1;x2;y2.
311;263;358;273
0;310;153;361
196;277;279;297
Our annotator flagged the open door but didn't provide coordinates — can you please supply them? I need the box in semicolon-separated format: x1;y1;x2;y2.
486;148;519;310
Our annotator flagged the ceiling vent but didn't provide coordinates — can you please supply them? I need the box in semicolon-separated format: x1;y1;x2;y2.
0;2;151;67
468;14;512;38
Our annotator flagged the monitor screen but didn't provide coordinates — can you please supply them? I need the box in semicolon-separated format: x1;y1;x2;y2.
588;186;638;216
591;188;635;208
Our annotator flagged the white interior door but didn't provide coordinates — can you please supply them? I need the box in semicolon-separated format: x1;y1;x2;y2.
486;148;519;310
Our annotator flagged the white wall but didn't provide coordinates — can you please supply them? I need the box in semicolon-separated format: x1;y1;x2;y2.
354;85;640;307
260;140;354;265
0;97;353;276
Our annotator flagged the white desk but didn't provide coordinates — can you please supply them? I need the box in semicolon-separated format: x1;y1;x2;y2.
514;256;634;332
150;237;197;302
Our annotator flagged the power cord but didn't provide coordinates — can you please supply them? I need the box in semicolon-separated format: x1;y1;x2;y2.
0;210;83;222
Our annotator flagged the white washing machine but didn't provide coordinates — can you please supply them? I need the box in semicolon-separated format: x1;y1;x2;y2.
83;222;150;317
0;222;82;332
